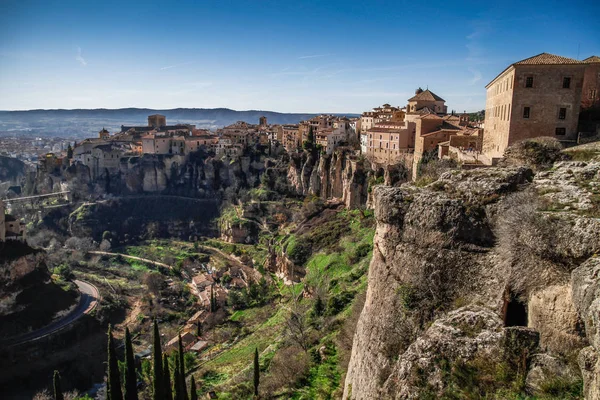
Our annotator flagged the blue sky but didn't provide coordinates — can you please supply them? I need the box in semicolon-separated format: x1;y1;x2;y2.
1;0;599;113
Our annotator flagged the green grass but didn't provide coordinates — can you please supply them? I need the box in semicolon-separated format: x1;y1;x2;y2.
196;208;375;399
291;344;341;400
200;305;286;376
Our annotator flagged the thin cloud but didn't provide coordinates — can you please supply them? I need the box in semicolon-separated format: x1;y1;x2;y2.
465;21;491;85
468;67;482;85
160;61;193;70
298;54;332;59
75;47;87;66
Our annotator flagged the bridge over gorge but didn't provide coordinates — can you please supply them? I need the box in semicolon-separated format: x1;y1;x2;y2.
2;191;72;209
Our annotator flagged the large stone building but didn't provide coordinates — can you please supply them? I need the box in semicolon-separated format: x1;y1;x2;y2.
582;56;600;110
482;53;587;164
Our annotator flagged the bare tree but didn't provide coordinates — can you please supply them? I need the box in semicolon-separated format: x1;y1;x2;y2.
144;272;164;296
285;293;313;352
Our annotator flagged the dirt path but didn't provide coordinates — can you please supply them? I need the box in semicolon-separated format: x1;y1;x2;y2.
88;250;172;269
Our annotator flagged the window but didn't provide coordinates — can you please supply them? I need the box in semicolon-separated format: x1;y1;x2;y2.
525;76;534;88
590;89;597;100
523;107;530;118
558;108;567;120
563;77;571;89
555;127;566;135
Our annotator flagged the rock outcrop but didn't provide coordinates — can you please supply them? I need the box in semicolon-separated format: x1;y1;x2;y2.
287;149;407;209
344;162;600;399
572;257;600;399
29;151;273;200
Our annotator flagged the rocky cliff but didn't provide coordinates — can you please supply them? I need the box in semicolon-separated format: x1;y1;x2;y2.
287;149;407;209
29;149;276;200
344;160;600;399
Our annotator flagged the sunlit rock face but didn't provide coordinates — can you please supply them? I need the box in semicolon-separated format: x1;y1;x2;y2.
343;163;600;399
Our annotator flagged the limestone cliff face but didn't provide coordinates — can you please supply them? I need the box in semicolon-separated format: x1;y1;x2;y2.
29;152;270;199
344;162;600;399
287;150;381;208
572;257;600;400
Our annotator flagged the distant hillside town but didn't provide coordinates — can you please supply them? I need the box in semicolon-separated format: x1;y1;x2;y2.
31;52;599;187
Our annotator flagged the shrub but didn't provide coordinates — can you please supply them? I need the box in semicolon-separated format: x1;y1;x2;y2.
502;137;565;170
262;345;310;394
54;263;74;280
326;290;355;316
287;238;312;266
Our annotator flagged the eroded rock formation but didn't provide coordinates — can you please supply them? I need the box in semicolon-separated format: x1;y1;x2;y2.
344;161;600;399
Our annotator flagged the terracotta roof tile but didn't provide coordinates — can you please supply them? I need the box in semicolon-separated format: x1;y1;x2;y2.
583;55;600;63
408;89;445;102
514;52;581;65
418;114;443;120
487;52;586;88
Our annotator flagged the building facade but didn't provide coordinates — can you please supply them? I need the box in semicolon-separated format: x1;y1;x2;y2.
482;53;587;164
582;56;600;110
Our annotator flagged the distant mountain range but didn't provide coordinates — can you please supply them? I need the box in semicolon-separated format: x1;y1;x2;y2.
0;108;359;138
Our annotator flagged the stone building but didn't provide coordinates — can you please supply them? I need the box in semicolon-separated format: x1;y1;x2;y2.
412;114;480;179
4;214;26;241
0;201;26;242
482;53;587;164
148;114;167;128
98;128;110;139
405;88;447;117
582;56;600;110
360;104;402;134
365;121;416;164
282;125;300;152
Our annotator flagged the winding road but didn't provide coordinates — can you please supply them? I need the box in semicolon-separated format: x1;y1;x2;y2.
0;280;100;347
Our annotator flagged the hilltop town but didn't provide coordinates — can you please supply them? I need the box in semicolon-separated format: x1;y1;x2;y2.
2;52;600;399
29;52;599;193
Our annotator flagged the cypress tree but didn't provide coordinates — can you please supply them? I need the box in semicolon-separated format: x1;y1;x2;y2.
53;370;64;400
253;347;260;397
178;335;189;400
210;285;215;312
124;327;138;400
189;375;198;400
163;354;173;400
152;320;164;400
196;321;202;337
173;357;183;400
314;296;324;316
107;325;124;400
